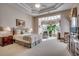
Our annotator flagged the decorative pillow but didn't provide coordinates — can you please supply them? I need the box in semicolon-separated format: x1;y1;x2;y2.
21;30;25;34
16;30;21;34
3;27;11;31
25;28;28;32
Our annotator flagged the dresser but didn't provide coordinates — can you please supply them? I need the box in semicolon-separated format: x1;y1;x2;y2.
0;30;13;46
0;35;13;46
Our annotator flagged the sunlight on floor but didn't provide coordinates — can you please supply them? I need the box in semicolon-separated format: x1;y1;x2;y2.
42;36;57;41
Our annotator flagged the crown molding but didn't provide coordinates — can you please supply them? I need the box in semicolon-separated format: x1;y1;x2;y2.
16;3;64;16
39;3;63;13
7;3;75;16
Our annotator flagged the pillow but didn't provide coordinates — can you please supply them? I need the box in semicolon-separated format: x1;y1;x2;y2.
25;28;28;32
16;30;21;34
21;30;26;34
3;27;11;31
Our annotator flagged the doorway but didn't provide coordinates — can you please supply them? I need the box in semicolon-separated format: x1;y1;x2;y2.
38;15;61;41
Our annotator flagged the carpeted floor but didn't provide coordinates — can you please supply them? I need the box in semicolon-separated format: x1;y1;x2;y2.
0;37;70;56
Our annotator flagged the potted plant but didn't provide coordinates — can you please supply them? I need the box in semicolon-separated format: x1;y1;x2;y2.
47;24;58;37
47;24;53;37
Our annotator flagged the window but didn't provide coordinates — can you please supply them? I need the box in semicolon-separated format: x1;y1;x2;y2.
38;15;61;21
38;15;61;35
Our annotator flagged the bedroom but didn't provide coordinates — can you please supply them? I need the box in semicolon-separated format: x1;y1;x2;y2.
0;3;79;56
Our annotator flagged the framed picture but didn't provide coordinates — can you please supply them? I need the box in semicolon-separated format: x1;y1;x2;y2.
16;19;25;27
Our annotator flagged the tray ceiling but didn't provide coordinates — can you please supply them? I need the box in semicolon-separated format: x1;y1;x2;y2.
26;3;63;13
8;3;78;16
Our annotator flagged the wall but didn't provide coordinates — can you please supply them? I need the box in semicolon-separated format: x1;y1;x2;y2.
0;4;32;28
60;15;70;37
32;17;38;33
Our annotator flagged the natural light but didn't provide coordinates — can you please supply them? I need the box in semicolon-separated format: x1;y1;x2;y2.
39;15;61;21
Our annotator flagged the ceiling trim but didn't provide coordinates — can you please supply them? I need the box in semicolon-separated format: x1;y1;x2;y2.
36;9;71;18
16;3;64;16
17;3;32;13
7;3;32;16
7;3;74;17
39;3;63;13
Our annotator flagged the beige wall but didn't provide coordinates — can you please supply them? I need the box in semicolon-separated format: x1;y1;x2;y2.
60;15;70;37
0;4;32;28
32;17;38;33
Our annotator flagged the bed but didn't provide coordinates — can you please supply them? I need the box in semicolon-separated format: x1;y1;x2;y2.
13;33;42;48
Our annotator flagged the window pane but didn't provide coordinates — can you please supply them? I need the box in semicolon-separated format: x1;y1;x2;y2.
38;15;61;21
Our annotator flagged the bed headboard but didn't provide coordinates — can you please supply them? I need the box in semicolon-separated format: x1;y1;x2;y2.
0;26;4;31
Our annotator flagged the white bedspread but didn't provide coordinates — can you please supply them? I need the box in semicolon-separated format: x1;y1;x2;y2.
13;34;41;43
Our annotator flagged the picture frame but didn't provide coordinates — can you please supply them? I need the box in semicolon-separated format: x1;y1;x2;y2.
16;19;25;27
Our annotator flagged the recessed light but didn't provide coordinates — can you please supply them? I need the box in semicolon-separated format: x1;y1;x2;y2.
35;3;41;8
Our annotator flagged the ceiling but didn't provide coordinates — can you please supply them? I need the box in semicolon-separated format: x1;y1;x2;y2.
8;3;78;16
26;3;63;13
